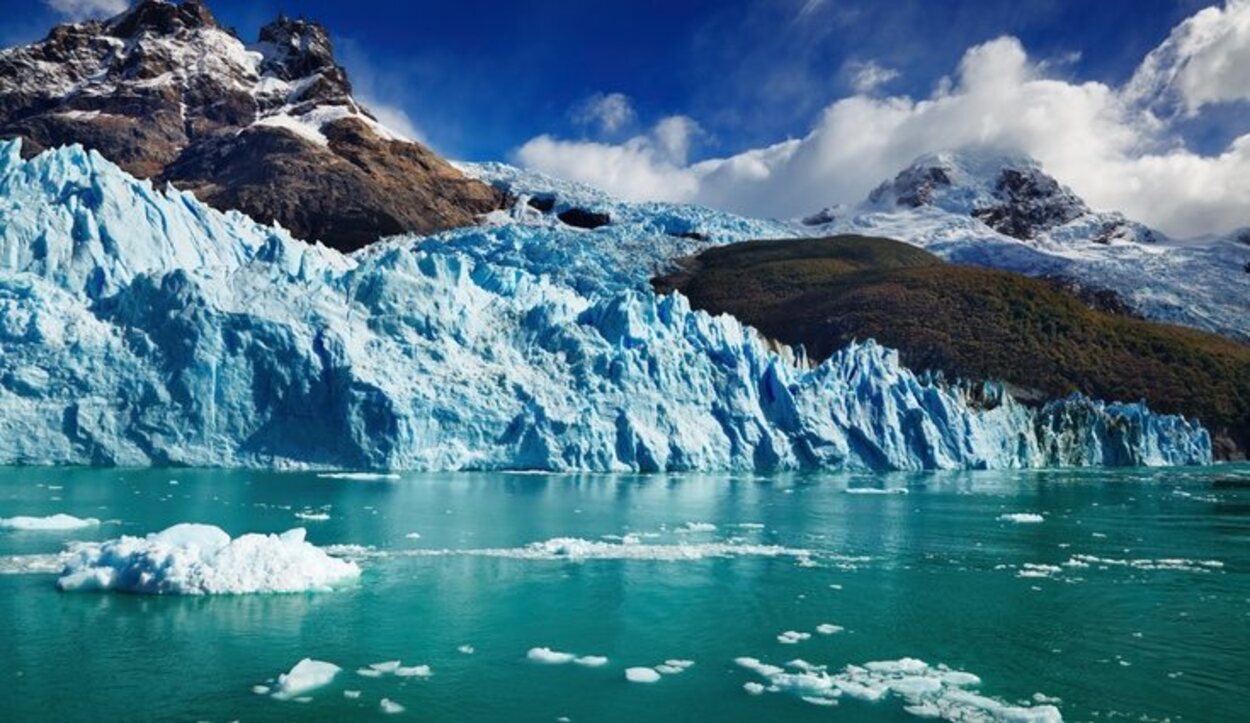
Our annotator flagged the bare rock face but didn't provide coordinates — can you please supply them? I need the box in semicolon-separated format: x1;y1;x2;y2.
0;0;505;251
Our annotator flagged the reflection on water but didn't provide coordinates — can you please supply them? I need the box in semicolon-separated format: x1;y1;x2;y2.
0;464;1247;722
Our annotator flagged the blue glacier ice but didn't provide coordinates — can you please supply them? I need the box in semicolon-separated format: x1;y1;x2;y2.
0;141;1212;470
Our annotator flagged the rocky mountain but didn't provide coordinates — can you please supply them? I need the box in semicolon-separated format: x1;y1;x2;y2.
0;0;505;251
804;150;1250;342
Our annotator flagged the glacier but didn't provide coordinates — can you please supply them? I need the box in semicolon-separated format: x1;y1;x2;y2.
0;140;1212;471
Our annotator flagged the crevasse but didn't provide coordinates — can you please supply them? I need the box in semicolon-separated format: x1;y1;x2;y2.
0;141;1212;470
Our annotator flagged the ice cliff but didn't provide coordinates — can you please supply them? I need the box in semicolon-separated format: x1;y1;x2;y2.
0;142;1212;470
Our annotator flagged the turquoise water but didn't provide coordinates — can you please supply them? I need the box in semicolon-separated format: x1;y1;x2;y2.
1;466;1248;722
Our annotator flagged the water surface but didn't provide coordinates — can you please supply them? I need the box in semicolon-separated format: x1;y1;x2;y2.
1;466;1247;722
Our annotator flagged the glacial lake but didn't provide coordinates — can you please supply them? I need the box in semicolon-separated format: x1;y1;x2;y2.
1;466;1247;722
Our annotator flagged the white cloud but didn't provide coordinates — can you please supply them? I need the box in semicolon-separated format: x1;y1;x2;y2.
361;98;425;144
44;0;129;20
845;60;899;94
1125;0;1250;116
516;115;703;203
572;92;637;135
515;3;1250;238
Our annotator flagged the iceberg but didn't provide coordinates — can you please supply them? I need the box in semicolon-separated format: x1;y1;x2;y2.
0;513;100;530
0;142;1212;472
55;523;361;594
273;659;341;700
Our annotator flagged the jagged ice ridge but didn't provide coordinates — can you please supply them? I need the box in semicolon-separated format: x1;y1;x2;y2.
0;141;1211;471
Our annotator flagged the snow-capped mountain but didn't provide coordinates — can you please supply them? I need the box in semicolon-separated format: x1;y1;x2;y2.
0;0;503;250
806;150;1250;341
0;141;1210;470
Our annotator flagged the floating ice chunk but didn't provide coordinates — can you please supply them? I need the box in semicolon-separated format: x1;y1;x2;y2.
395;665;432;678
676;522;717;533
844;487;909;495
316;473;401;481
344;690;361;699
405;532;422;540
356;668;384;678
777;630;812;644
574;656;608;667
625;667;661;683
294;511;330;522
1017;564;1063;579
379;698;405;714
369;661;402;673
428;537;813;563
252;685;270;695
458;645;475;654
737;655;1062;720
272;659;340;700
816;623;843;635
999;513;1045;524
528;647;576;664
55;524;360;595
0;514;100;531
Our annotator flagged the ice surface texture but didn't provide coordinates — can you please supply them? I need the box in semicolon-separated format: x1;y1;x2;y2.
55;523;360;594
0;142;1211;471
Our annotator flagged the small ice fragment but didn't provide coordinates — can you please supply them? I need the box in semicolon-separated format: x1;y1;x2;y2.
356;668;384;678
815;623;843;635
273;659;340;700
573;656;608;667
395;665;431;678
252;685;270;695
294;511;330;521
528;647;575;664
744;681;766;695
379;698;405;714
625;667;661;683
998;513;1044;524
458;645;475;654
369;660;402;673
676;522;716;533
404;532;422;540
777;630;812;644
344;690;361;699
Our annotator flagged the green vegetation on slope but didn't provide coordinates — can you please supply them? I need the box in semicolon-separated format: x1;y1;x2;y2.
654;235;1250;459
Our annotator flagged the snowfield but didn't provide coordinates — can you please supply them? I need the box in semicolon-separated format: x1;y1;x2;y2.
0;141;1213;471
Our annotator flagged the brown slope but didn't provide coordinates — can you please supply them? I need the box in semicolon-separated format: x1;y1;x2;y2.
0;0;505;251
654;235;1250;459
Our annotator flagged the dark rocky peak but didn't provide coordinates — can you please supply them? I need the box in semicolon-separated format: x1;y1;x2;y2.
972;166;1089;240
864;150;1092;240
107;0;219;39
256;16;350;105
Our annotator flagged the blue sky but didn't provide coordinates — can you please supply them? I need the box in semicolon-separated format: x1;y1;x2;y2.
4;0;1217;158
7;0;1249;235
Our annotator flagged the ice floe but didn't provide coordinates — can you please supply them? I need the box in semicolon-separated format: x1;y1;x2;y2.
404;537;816;563
294;510;330;522
272;659;340;700
528;647;577;664
844;488;909;495
777;630;813;644
999;513;1045;524
736;656;1061;721
816;623;844;635
54;524;361;594
625;667;661;683
316;473;401;481
0;514;100;530
574;656;609;667
379;698;405;714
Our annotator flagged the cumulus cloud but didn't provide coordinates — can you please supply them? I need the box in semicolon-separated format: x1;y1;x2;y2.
572;92;637;135
1125;0;1250;116
516;2;1250;238
44;0;129;20
516;115;703;202
845;60;900;94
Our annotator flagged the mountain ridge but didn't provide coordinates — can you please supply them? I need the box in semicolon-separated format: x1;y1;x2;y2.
0;0;505;251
